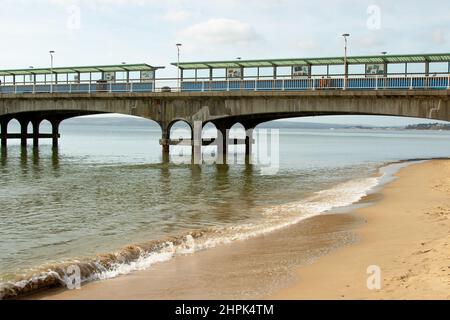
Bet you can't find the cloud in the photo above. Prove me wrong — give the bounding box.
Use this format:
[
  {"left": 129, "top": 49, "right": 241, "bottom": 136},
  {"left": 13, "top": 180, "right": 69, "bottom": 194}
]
[
  {"left": 357, "top": 33, "right": 385, "bottom": 49},
  {"left": 296, "top": 40, "right": 318, "bottom": 51},
  {"left": 162, "top": 10, "right": 191, "bottom": 23},
  {"left": 179, "top": 18, "right": 262, "bottom": 46},
  {"left": 432, "top": 29, "right": 446, "bottom": 45},
  {"left": 46, "top": 0, "right": 155, "bottom": 5}
]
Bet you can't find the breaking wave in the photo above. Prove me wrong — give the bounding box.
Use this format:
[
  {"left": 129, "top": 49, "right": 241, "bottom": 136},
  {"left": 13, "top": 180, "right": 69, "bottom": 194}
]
[{"left": 0, "top": 173, "right": 382, "bottom": 299}]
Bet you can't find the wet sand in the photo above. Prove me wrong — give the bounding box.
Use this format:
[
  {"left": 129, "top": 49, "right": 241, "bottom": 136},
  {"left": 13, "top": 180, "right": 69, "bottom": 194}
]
[
  {"left": 33, "top": 212, "right": 361, "bottom": 299},
  {"left": 33, "top": 160, "right": 450, "bottom": 300},
  {"left": 272, "top": 159, "right": 450, "bottom": 299}
]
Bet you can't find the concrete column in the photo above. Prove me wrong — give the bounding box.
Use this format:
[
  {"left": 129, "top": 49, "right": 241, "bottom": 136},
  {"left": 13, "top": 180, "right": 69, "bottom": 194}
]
[
  {"left": 191, "top": 121, "right": 202, "bottom": 164},
  {"left": 216, "top": 125, "right": 228, "bottom": 164},
  {"left": 32, "top": 119, "right": 41, "bottom": 147},
  {"left": 245, "top": 127, "right": 254, "bottom": 161},
  {"left": 51, "top": 119, "right": 60, "bottom": 148},
  {"left": 1, "top": 119, "right": 8, "bottom": 147},
  {"left": 19, "top": 119, "right": 29, "bottom": 147},
  {"left": 160, "top": 123, "right": 170, "bottom": 162}
]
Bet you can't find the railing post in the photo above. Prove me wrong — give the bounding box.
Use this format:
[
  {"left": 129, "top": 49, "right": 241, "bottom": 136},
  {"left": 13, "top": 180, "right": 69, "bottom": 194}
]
[
  {"left": 447, "top": 75, "right": 450, "bottom": 90},
  {"left": 254, "top": 79, "right": 257, "bottom": 91},
  {"left": 312, "top": 78, "right": 315, "bottom": 90},
  {"left": 33, "top": 83, "right": 35, "bottom": 94},
  {"left": 201, "top": 81, "right": 204, "bottom": 92},
  {"left": 409, "top": 77, "right": 413, "bottom": 90},
  {"left": 69, "top": 83, "right": 72, "bottom": 93},
  {"left": 282, "top": 79, "right": 285, "bottom": 91},
  {"left": 227, "top": 79, "right": 229, "bottom": 91},
  {"left": 375, "top": 76, "right": 378, "bottom": 90},
  {"left": 130, "top": 82, "right": 133, "bottom": 93}
]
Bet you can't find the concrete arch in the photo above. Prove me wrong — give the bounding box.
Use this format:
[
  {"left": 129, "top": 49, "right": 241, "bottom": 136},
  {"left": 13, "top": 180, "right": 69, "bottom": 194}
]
[
  {"left": 229, "top": 122, "right": 246, "bottom": 140},
  {"left": 39, "top": 120, "right": 52, "bottom": 132},
  {"left": 168, "top": 119, "right": 192, "bottom": 134},
  {"left": 202, "top": 121, "right": 217, "bottom": 140},
  {"left": 168, "top": 119, "right": 193, "bottom": 141},
  {"left": 1, "top": 90, "right": 449, "bottom": 155},
  {"left": 6, "top": 118, "right": 20, "bottom": 132}
]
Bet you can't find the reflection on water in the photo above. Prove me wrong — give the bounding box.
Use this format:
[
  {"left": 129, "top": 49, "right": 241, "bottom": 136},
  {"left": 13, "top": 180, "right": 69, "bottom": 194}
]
[
  {"left": 1, "top": 118, "right": 450, "bottom": 284},
  {"left": 1, "top": 147, "right": 6, "bottom": 167}
]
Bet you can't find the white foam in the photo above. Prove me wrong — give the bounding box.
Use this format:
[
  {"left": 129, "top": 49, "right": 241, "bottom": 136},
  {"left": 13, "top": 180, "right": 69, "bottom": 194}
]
[
  {"left": 88, "top": 175, "right": 381, "bottom": 282},
  {"left": 1, "top": 173, "right": 383, "bottom": 296}
]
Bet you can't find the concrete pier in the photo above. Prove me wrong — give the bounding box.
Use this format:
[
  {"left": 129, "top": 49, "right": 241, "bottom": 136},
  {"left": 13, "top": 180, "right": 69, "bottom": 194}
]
[{"left": 0, "top": 90, "right": 449, "bottom": 158}]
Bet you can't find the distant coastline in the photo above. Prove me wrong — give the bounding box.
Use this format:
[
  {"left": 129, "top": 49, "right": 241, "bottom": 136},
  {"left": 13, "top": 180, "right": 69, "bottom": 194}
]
[{"left": 62, "top": 116, "right": 450, "bottom": 131}]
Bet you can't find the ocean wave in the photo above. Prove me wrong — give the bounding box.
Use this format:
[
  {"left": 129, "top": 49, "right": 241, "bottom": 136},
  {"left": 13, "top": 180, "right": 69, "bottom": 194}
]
[{"left": 0, "top": 174, "right": 381, "bottom": 300}]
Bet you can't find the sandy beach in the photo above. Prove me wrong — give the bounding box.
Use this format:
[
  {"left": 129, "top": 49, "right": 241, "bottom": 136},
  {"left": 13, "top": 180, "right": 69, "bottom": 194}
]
[
  {"left": 33, "top": 160, "right": 450, "bottom": 300},
  {"left": 272, "top": 159, "right": 450, "bottom": 299}
]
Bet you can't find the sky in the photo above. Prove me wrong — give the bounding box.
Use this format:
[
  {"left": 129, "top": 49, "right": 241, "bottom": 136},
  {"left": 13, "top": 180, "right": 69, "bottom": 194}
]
[{"left": 0, "top": 0, "right": 449, "bottom": 125}]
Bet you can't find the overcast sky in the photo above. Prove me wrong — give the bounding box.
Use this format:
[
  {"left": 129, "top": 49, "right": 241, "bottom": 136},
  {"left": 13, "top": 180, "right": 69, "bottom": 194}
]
[{"left": 1, "top": 0, "right": 449, "bottom": 125}]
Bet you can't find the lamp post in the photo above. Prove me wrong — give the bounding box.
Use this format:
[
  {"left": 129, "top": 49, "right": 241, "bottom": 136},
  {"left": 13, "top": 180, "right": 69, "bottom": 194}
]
[
  {"left": 380, "top": 52, "right": 388, "bottom": 79},
  {"left": 236, "top": 57, "right": 242, "bottom": 79},
  {"left": 176, "top": 43, "right": 182, "bottom": 90},
  {"left": 121, "top": 62, "right": 128, "bottom": 83},
  {"left": 342, "top": 33, "right": 349, "bottom": 89},
  {"left": 29, "top": 66, "right": 34, "bottom": 82},
  {"left": 49, "top": 50, "right": 55, "bottom": 92}
]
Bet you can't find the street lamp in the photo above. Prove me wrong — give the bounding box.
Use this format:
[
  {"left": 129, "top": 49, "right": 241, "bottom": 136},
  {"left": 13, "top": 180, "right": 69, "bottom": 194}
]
[
  {"left": 121, "top": 62, "right": 127, "bottom": 82},
  {"left": 49, "top": 50, "right": 55, "bottom": 92},
  {"left": 342, "top": 33, "right": 350, "bottom": 89},
  {"left": 29, "top": 66, "right": 34, "bottom": 82},
  {"left": 176, "top": 43, "right": 182, "bottom": 90},
  {"left": 380, "top": 52, "right": 388, "bottom": 78}
]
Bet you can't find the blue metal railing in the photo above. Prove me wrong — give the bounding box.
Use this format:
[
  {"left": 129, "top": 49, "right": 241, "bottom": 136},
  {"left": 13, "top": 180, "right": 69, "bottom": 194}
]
[
  {"left": 1, "top": 76, "right": 449, "bottom": 94},
  {"left": 0, "top": 82, "right": 154, "bottom": 94},
  {"left": 180, "top": 76, "right": 450, "bottom": 92}
]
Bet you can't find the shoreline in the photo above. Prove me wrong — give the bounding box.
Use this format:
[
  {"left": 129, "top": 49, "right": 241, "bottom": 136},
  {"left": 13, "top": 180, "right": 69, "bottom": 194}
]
[
  {"left": 10, "top": 159, "right": 450, "bottom": 300},
  {"left": 271, "top": 159, "right": 450, "bottom": 299},
  {"left": 3, "top": 161, "right": 386, "bottom": 300}
]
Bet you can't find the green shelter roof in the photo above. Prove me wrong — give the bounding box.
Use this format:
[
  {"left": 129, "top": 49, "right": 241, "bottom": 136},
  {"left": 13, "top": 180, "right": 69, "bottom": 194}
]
[
  {"left": 171, "top": 53, "right": 450, "bottom": 70},
  {"left": 0, "top": 63, "right": 164, "bottom": 76}
]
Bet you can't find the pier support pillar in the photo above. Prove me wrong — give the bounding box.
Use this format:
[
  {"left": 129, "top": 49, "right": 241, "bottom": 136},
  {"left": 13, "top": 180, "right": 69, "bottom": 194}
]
[
  {"left": 160, "top": 123, "right": 170, "bottom": 162},
  {"left": 216, "top": 124, "right": 229, "bottom": 165},
  {"left": 245, "top": 127, "right": 254, "bottom": 163},
  {"left": 50, "top": 119, "right": 61, "bottom": 149},
  {"left": 0, "top": 119, "right": 8, "bottom": 147},
  {"left": 19, "top": 119, "right": 29, "bottom": 147},
  {"left": 32, "top": 119, "right": 41, "bottom": 147},
  {"left": 191, "top": 121, "right": 202, "bottom": 164}
]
